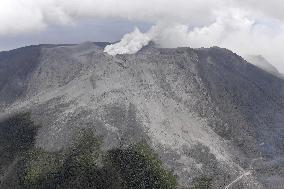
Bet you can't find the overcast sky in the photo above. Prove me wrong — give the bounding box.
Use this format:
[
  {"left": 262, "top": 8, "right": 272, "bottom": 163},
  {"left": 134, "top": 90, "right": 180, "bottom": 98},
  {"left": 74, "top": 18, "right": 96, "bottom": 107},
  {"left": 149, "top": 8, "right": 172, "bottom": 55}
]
[{"left": 0, "top": 0, "right": 284, "bottom": 72}]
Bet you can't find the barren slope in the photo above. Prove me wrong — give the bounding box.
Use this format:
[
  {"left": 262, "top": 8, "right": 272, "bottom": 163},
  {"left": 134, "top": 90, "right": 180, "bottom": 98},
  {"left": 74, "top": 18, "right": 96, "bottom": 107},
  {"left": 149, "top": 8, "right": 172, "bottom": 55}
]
[{"left": 0, "top": 43, "right": 283, "bottom": 188}]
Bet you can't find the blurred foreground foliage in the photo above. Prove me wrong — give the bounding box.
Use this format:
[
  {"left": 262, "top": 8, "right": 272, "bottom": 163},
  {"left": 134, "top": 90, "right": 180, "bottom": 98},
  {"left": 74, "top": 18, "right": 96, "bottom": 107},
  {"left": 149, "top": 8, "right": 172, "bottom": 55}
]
[{"left": 0, "top": 114, "right": 177, "bottom": 189}]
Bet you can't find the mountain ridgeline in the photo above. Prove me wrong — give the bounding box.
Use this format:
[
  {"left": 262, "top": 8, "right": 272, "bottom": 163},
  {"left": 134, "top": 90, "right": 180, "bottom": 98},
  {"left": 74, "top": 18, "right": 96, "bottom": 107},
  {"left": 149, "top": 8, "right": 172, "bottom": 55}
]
[{"left": 0, "top": 42, "right": 283, "bottom": 189}]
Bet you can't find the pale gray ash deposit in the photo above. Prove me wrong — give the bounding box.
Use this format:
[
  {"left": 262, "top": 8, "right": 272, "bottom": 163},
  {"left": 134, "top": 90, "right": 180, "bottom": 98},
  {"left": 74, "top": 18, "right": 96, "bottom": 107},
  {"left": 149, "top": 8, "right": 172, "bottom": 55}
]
[{"left": 0, "top": 42, "right": 283, "bottom": 189}]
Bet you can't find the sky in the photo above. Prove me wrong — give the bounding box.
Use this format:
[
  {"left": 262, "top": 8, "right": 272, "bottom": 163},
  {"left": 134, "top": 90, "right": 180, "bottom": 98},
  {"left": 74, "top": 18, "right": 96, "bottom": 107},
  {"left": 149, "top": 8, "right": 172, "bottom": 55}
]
[{"left": 0, "top": 0, "right": 284, "bottom": 72}]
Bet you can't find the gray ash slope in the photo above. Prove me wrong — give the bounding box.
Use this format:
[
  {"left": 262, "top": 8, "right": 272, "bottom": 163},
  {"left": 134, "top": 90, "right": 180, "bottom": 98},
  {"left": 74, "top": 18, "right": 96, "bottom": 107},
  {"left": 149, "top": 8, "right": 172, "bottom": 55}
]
[{"left": 0, "top": 42, "right": 284, "bottom": 188}]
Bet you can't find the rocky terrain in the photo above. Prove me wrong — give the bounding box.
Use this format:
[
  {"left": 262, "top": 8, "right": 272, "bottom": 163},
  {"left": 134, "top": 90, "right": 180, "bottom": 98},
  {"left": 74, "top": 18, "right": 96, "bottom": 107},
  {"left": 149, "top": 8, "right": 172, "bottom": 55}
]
[
  {"left": 245, "top": 55, "right": 283, "bottom": 78},
  {"left": 0, "top": 42, "right": 283, "bottom": 188}
]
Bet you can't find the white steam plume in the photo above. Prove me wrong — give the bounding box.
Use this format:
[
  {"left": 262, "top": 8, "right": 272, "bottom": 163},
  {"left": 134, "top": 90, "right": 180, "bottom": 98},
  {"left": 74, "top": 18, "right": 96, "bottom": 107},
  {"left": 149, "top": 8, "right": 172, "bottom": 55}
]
[
  {"left": 105, "top": 9, "right": 284, "bottom": 73},
  {"left": 1, "top": 0, "right": 284, "bottom": 72},
  {"left": 104, "top": 28, "right": 156, "bottom": 55}
]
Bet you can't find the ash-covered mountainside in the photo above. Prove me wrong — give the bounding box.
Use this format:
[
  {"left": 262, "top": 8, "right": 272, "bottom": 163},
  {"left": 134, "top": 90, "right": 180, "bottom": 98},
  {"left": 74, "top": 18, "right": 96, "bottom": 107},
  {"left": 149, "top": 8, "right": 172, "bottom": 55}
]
[{"left": 0, "top": 42, "right": 283, "bottom": 189}]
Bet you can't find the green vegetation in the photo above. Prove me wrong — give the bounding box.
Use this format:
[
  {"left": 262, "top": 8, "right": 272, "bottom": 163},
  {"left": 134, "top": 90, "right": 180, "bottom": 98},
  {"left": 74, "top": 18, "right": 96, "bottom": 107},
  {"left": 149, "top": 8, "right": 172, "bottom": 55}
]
[
  {"left": 0, "top": 113, "right": 177, "bottom": 188},
  {"left": 16, "top": 128, "right": 177, "bottom": 189},
  {"left": 0, "top": 113, "right": 38, "bottom": 172},
  {"left": 19, "top": 149, "right": 63, "bottom": 188},
  {"left": 18, "top": 129, "right": 110, "bottom": 189},
  {"left": 192, "top": 176, "right": 212, "bottom": 189},
  {"left": 48, "top": 129, "right": 118, "bottom": 189},
  {"left": 107, "top": 142, "right": 177, "bottom": 189}
]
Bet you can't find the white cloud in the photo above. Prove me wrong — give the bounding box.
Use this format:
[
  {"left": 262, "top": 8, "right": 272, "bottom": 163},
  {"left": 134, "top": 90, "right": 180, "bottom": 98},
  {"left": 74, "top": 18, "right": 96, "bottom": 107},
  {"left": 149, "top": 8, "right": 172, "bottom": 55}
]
[
  {"left": 1, "top": 0, "right": 283, "bottom": 35},
  {"left": 0, "top": 0, "right": 223, "bottom": 35},
  {"left": 235, "top": 0, "right": 284, "bottom": 21},
  {"left": 151, "top": 9, "right": 284, "bottom": 72}
]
